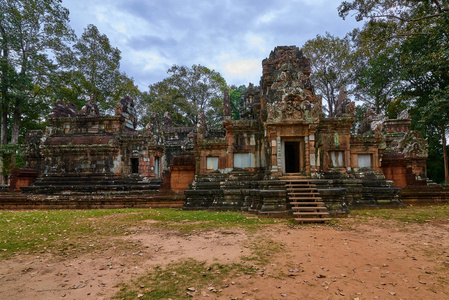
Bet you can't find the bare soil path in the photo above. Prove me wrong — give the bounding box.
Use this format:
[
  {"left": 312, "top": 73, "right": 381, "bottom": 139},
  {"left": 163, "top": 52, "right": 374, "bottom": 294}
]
[{"left": 0, "top": 216, "right": 448, "bottom": 299}]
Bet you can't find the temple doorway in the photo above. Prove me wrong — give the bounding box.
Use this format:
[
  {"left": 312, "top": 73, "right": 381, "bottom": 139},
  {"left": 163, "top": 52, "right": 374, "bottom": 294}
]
[
  {"left": 285, "top": 142, "right": 300, "bottom": 173},
  {"left": 131, "top": 158, "right": 139, "bottom": 173},
  {"left": 283, "top": 139, "right": 305, "bottom": 174}
]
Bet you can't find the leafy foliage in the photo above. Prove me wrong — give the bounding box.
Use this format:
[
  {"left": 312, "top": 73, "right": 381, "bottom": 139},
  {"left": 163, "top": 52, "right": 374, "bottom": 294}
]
[
  {"left": 229, "top": 84, "right": 247, "bottom": 120},
  {"left": 59, "top": 24, "right": 140, "bottom": 113},
  {"left": 0, "top": 0, "right": 75, "bottom": 146},
  {"left": 145, "top": 65, "right": 227, "bottom": 127},
  {"left": 339, "top": 0, "right": 449, "bottom": 183},
  {"left": 302, "top": 32, "right": 356, "bottom": 116}
]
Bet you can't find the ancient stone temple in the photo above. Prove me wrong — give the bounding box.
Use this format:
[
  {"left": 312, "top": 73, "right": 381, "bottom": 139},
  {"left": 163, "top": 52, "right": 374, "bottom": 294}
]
[
  {"left": 12, "top": 46, "right": 447, "bottom": 216},
  {"left": 183, "top": 46, "right": 440, "bottom": 220}
]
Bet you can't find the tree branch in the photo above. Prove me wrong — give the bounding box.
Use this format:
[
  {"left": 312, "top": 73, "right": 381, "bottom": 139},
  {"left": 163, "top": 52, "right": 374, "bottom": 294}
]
[
  {"left": 432, "top": 0, "right": 443, "bottom": 13},
  {"left": 371, "top": 10, "right": 449, "bottom": 23}
]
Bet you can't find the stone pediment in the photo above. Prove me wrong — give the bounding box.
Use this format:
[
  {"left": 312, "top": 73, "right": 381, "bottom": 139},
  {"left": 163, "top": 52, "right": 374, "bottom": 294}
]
[
  {"left": 267, "top": 94, "right": 321, "bottom": 124},
  {"left": 399, "top": 131, "right": 428, "bottom": 158}
]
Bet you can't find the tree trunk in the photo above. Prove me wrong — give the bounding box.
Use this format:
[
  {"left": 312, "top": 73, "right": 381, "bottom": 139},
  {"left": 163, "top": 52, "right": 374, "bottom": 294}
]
[
  {"left": 10, "top": 100, "right": 20, "bottom": 144},
  {"left": 0, "top": 25, "right": 9, "bottom": 147},
  {"left": 442, "top": 125, "right": 448, "bottom": 184},
  {"left": 0, "top": 99, "right": 7, "bottom": 146}
]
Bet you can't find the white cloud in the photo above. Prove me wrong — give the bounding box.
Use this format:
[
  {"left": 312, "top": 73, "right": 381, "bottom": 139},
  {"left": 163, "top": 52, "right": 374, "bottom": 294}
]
[
  {"left": 246, "top": 34, "right": 268, "bottom": 54},
  {"left": 224, "top": 59, "right": 259, "bottom": 76},
  {"left": 62, "top": 0, "right": 361, "bottom": 90},
  {"left": 223, "top": 59, "right": 261, "bottom": 84},
  {"left": 258, "top": 11, "right": 278, "bottom": 24}
]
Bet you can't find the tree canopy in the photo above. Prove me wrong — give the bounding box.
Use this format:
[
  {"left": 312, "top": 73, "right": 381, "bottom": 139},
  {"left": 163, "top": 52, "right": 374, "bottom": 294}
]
[
  {"left": 338, "top": 0, "right": 449, "bottom": 183},
  {"left": 145, "top": 64, "right": 227, "bottom": 127},
  {"left": 0, "top": 0, "right": 74, "bottom": 145},
  {"left": 301, "top": 32, "right": 356, "bottom": 117}
]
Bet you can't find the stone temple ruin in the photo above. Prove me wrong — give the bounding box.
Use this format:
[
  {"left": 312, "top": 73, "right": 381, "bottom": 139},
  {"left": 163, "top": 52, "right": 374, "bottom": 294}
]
[{"left": 5, "top": 46, "right": 448, "bottom": 220}]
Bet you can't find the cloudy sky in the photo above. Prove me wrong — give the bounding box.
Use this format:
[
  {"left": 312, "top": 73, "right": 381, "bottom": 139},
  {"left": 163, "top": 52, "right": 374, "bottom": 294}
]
[{"left": 61, "top": 0, "right": 360, "bottom": 91}]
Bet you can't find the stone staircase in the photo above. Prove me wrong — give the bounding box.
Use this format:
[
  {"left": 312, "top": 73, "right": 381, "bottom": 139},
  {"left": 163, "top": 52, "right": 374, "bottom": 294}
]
[
  {"left": 282, "top": 176, "right": 331, "bottom": 223},
  {"left": 21, "top": 175, "right": 161, "bottom": 194}
]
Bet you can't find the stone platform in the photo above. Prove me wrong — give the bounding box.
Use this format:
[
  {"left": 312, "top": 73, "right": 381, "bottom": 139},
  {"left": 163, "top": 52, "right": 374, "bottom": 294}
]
[
  {"left": 0, "top": 192, "right": 184, "bottom": 209},
  {"left": 21, "top": 175, "right": 161, "bottom": 194}
]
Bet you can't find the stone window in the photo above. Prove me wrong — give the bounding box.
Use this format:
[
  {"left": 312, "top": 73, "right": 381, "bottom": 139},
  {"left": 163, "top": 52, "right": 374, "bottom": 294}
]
[
  {"left": 329, "top": 151, "right": 344, "bottom": 167},
  {"left": 154, "top": 157, "right": 160, "bottom": 177},
  {"left": 233, "top": 153, "right": 255, "bottom": 168},
  {"left": 206, "top": 157, "right": 219, "bottom": 170},
  {"left": 358, "top": 154, "right": 372, "bottom": 168}
]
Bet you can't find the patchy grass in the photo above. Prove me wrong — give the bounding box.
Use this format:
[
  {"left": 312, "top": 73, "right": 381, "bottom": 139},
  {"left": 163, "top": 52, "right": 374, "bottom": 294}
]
[
  {"left": 349, "top": 204, "right": 449, "bottom": 224},
  {"left": 241, "top": 236, "right": 283, "bottom": 265},
  {"left": 120, "top": 209, "right": 285, "bottom": 233},
  {"left": 0, "top": 209, "right": 285, "bottom": 258},
  {"left": 0, "top": 209, "right": 123, "bottom": 258},
  {"left": 114, "top": 219, "right": 283, "bottom": 299},
  {"left": 114, "top": 259, "right": 257, "bottom": 300}
]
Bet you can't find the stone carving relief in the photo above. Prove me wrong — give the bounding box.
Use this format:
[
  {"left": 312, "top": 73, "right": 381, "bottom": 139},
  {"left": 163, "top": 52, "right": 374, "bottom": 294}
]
[
  {"left": 270, "top": 68, "right": 304, "bottom": 97},
  {"left": 145, "top": 112, "right": 163, "bottom": 146},
  {"left": 162, "top": 112, "right": 173, "bottom": 128},
  {"left": 334, "top": 86, "right": 355, "bottom": 117},
  {"left": 78, "top": 101, "right": 100, "bottom": 117},
  {"left": 399, "top": 131, "right": 428, "bottom": 158},
  {"left": 397, "top": 110, "right": 410, "bottom": 120},
  {"left": 115, "top": 96, "right": 137, "bottom": 129},
  {"left": 49, "top": 101, "right": 78, "bottom": 118},
  {"left": 358, "top": 108, "right": 386, "bottom": 136},
  {"left": 196, "top": 110, "right": 208, "bottom": 140},
  {"left": 282, "top": 95, "right": 303, "bottom": 120}
]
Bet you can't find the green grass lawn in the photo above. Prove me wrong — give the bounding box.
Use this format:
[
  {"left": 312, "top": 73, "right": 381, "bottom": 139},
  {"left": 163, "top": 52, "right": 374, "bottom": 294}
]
[
  {"left": 349, "top": 204, "right": 449, "bottom": 223},
  {"left": 0, "top": 208, "right": 284, "bottom": 258}
]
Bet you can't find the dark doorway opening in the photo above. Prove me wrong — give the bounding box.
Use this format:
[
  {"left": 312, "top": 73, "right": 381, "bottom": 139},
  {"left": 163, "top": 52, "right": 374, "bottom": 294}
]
[
  {"left": 285, "top": 142, "right": 300, "bottom": 173},
  {"left": 131, "top": 158, "right": 139, "bottom": 173}
]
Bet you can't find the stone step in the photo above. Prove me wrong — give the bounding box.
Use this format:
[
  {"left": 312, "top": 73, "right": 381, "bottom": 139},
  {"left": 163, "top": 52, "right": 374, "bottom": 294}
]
[
  {"left": 291, "top": 206, "right": 327, "bottom": 211},
  {"left": 280, "top": 174, "right": 308, "bottom": 179},
  {"left": 284, "top": 180, "right": 331, "bottom": 224},
  {"left": 293, "top": 211, "right": 330, "bottom": 216},
  {"left": 22, "top": 184, "right": 160, "bottom": 194},
  {"left": 287, "top": 192, "right": 320, "bottom": 196},
  {"left": 288, "top": 197, "right": 321, "bottom": 201},
  {"left": 287, "top": 190, "right": 318, "bottom": 193},
  {"left": 290, "top": 201, "right": 326, "bottom": 205},
  {"left": 294, "top": 218, "right": 332, "bottom": 223}
]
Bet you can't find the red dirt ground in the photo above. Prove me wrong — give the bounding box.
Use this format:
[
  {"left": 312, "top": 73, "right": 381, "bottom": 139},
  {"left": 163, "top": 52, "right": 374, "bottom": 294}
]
[{"left": 0, "top": 217, "right": 448, "bottom": 299}]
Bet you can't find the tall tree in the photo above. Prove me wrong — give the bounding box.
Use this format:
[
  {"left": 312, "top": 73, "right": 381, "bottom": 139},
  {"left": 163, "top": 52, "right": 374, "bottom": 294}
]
[
  {"left": 353, "top": 47, "right": 402, "bottom": 116},
  {"left": 301, "top": 32, "right": 356, "bottom": 117},
  {"left": 146, "top": 65, "right": 227, "bottom": 127},
  {"left": 71, "top": 24, "right": 122, "bottom": 112},
  {"left": 0, "top": 0, "right": 74, "bottom": 146},
  {"left": 339, "top": 0, "right": 449, "bottom": 184}
]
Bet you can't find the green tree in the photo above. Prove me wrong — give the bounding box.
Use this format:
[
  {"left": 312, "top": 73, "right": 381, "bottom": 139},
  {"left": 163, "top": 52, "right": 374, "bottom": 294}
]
[
  {"left": 353, "top": 47, "right": 402, "bottom": 116},
  {"left": 146, "top": 65, "right": 227, "bottom": 127},
  {"left": 229, "top": 84, "right": 246, "bottom": 120},
  {"left": 339, "top": 0, "right": 449, "bottom": 184},
  {"left": 301, "top": 32, "right": 356, "bottom": 117},
  {"left": 70, "top": 24, "right": 123, "bottom": 112},
  {"left": 0, "top": 0, "right": 74, "bottom": 146}
]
